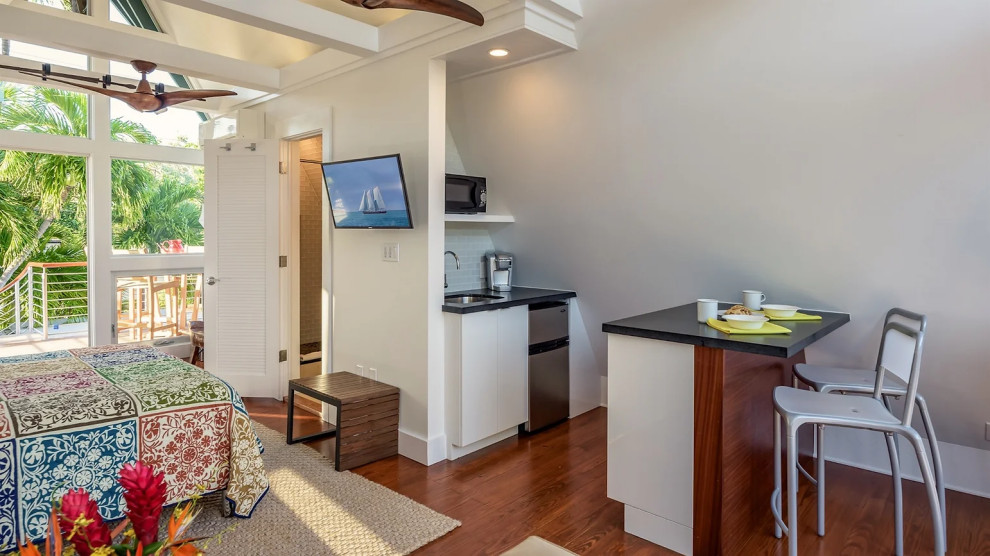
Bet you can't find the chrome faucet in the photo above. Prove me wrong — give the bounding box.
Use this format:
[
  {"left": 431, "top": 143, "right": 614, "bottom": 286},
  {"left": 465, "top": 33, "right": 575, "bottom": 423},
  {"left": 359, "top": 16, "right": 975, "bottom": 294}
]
[{"left": 444, "top": 250, "right": 460, "bottom": 289}]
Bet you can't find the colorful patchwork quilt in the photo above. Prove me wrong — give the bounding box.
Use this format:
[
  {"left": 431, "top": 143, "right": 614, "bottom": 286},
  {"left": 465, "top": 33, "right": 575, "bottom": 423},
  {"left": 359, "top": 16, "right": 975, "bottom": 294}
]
[{"left": 0, "top": 345, "right": 269, "bottom": 550}]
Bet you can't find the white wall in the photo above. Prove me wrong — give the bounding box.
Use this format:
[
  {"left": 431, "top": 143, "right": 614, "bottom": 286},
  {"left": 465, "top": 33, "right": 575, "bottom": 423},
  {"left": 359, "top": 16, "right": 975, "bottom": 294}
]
[
  {"left": 447, "top": 0, "right": 990, "bottom": 463},
  {"left": 260, "top": 51, "right": 439, "bottom": 457}
]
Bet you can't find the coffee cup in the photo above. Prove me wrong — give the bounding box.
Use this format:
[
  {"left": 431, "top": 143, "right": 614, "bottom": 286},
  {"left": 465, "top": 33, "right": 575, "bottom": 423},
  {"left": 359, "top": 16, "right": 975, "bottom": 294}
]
[
  {"left": 742, "top": 290, "right": 766, "bottom": 310},
  {"left": 697, "top": 299, "right": 718, "bottom": 323}
]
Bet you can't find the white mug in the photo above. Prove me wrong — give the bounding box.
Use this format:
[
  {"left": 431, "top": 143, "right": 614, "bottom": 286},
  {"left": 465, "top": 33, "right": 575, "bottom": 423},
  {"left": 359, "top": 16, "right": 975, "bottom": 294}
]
[
  {"left": 697, "top": 299, "right": 719, "bottom": 323},
  {"left": 742, "top": 290, "right": 766, "bottom": 310}
]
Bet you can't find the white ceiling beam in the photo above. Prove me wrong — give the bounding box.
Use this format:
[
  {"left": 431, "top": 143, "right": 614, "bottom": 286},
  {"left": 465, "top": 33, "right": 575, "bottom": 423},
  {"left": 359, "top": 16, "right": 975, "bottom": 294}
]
[
  {"left": 156, "top": 0, "right": 379, "bottom": 56},
  {"left": 0, "top": 1, "right": 280, "bottom": 92},
  {"left": 531, "top": 0, "right": 582, "bottom": 20},
  {"left": 0, "top": 54, "right": 233, "bottom": 112}
]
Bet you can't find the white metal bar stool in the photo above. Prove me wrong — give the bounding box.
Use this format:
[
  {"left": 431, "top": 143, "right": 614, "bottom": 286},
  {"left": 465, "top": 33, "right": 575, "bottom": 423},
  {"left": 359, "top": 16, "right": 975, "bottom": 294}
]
[
  {"left": 771, "top": 321, "right": 944, "bottom": 556},
  {"left": 791, "top": 308, "right": 945, "bottom": 556}
]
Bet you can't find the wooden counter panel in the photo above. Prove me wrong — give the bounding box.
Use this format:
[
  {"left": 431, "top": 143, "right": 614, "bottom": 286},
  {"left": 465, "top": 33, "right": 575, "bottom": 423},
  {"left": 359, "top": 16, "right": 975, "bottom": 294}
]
[{"left": 693, "top": 346, "right": 809, "bottom": 555}]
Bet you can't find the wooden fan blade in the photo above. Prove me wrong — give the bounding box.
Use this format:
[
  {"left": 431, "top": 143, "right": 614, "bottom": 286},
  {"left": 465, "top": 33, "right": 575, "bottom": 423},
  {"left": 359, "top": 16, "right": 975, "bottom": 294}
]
[
  {"left": 157, "top": 88, "right": 236, "bottom": 109},
  {"left": 33, "top": 75, "right": 163, "bottom": 111},
  {"left": 360, "top": 0, "right": 483, "bottom": 25}
]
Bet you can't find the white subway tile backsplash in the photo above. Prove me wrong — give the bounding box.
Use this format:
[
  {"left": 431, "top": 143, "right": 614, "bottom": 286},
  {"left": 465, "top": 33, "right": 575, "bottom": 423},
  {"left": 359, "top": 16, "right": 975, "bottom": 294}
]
[{"left": 444, "top": 225, "right": 495, "bottom": 292}]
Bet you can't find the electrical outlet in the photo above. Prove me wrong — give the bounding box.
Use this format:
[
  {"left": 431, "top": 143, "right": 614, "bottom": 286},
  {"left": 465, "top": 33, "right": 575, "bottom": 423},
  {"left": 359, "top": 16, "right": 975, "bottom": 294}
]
[
  {"left": 368, "top": 367, "right": 378, "bottom": 381},
  {"left": 382, "top": 242, "right": 399, "bottom": 262},
  {"left": 355, "top": 364, "right": 365, "bottom": 377}
]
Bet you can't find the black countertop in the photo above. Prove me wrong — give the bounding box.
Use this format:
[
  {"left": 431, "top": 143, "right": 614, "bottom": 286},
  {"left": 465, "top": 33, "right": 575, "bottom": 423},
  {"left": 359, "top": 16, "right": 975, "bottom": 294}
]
[
  {"left": 602, "top": 302, "right": 850, "bottom": 358},
  {"left": 442, "top": 287, "right": 576, "bottom": 314}
]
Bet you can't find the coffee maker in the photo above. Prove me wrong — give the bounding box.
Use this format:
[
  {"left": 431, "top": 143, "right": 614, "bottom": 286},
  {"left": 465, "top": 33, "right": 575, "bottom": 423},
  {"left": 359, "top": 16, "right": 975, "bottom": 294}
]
[{"left": 485, "top": 252, "right": 514, "bottom": 291}]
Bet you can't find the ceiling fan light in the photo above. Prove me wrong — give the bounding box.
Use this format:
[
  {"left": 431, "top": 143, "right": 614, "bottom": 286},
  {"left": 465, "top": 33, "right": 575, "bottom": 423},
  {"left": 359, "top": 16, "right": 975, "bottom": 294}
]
[{"left": 488, "top": 48, "right": 510, "bottom": 58}]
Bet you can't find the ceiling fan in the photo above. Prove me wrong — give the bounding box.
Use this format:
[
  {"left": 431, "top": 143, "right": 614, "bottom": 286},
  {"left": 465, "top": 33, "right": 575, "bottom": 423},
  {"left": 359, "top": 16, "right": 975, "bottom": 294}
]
[
  {"left": 0, "top": 60, "right": 236, "bottom": 113},
  {"left": 340, "top": 0, "right": 484, "bottom": 26}
]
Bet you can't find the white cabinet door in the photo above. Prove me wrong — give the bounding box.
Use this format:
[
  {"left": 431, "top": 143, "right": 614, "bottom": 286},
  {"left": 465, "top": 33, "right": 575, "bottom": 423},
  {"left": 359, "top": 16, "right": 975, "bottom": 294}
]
[
  {"left": 459, "top": 310, "right": 500, "bottom": 446},
  {"left": 497, "top": 305, "right": 528, "bottom": 430},
  {"left": 203, "top": 139, "right": 280, "bottom": 398}
]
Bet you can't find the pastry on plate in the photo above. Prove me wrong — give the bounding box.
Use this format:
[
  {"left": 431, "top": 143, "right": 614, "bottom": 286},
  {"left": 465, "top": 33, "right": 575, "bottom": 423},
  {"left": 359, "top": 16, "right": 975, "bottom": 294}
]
[{"left": 724, "top": 304, "right": 753, "bottom": 316}]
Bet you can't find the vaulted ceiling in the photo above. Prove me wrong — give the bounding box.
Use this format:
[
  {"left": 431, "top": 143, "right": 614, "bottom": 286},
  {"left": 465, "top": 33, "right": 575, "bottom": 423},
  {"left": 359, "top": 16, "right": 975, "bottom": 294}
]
[{"left": 0, "top": 0, "right": 582, "bottom": 113}]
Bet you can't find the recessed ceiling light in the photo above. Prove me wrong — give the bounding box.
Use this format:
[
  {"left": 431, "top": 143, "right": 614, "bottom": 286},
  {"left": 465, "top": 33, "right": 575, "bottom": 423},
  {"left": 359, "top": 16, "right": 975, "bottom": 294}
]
[{"left": 488, "top": 48, "right": 510, "bottom": 58}]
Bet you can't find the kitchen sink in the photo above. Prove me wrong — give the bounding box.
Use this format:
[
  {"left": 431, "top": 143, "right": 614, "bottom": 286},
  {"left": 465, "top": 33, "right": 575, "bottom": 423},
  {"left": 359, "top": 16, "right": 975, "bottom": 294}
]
[{"left": 444, "top": 294, "right": 504, "bottom": 304}]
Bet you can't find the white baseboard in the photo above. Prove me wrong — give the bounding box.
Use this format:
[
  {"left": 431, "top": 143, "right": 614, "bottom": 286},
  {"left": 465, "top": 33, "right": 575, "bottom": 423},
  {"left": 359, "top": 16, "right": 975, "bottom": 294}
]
[
  {"left": 398, "top": 429, "right": 448, "bottom": 466},
  {"left": 446, "top": 427, "right": 518, "bottom": 461},
  {"left": 824, "top": 427, "right": 990, "bottom": 499},
  {"left": 624, "top": 505, "right": 692, "bottom": 556},
  {"left": 570, "top": 398, "right": 599, "bottom": 418},
  {"left": 427, "top": 433, "right": 447, "bottom": 465}
]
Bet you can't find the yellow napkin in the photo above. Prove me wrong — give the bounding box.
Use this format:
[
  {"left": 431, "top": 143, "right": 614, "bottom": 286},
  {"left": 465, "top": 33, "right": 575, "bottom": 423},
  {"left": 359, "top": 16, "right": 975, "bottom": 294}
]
[
  {"left": 707, "top": 318, "right": 792, "bottom": 335},
  {"left": 765, "top": 312, "right": 822, "bottom": 322}
]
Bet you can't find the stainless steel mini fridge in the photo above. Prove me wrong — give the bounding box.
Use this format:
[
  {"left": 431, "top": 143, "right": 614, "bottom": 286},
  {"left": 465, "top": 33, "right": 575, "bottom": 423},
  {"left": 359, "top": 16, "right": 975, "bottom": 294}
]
[{"left": 526, "top": 301, "right": 570, "bottom": 432}]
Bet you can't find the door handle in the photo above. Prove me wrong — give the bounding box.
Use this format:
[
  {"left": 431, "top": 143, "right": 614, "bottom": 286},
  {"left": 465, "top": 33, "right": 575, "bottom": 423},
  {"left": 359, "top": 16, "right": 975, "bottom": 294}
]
[{"left": 206, "top": 277, "right": 218, "bottom": 286}]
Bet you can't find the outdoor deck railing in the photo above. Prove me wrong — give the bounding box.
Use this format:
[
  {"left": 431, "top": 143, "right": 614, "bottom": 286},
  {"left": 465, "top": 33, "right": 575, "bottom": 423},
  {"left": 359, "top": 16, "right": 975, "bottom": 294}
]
[{"left": 0, "top": 262, "right": 88, "bottom": 340}]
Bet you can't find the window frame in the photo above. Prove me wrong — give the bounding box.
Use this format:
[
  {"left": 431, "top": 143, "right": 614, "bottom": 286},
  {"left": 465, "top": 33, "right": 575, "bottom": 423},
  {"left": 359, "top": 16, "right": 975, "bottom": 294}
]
[{"left": 0, "top": 0, "right": 227, "bottom": 348}]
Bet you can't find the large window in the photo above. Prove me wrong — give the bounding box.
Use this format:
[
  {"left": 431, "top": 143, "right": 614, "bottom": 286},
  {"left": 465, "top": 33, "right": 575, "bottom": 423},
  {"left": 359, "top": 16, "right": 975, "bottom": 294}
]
[
  {"left": 1, "top": 83, "right": 89, "bottom": 137},
  {"left": 110, "top": 99, "right": 202, "bottom": 148},
  {"left": 1, "top": 0, "right": 215, "bottom": 349},
  {"left": 0, "top": 150, "right": 88, "bottom": 339},
  {"left": 115, "top": 272, "right": 201, "bottom": 344},
  {"left": 111, "top": 160, "right": 204, "bottom": 255},
  {"left": 1, "top": 40, "right": 88, "bottom": 69},
  {"left": 26, "top": 0, "right": 88, "bottom": 15}
]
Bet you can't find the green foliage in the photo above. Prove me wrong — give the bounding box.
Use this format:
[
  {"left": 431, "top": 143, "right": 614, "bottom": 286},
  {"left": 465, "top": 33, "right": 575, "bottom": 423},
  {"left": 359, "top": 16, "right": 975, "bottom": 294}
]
[
  {"left": 113, "top": 171, "right": 204, "bottom": 253},
  {"left": 0, "top": 181, "right": 39, "bottom": 269},
  {"left": 0, "top": 82, "right": 204, "bottom": 292},
  {"left": 0, "top": 83, "right": 87, "bottom": 137}
]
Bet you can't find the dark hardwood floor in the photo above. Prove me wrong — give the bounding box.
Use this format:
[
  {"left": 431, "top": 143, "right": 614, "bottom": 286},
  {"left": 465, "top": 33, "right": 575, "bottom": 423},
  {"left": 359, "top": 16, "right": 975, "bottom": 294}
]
[{"left": 245, "top": 398, "right": 990, "bottom": 555}]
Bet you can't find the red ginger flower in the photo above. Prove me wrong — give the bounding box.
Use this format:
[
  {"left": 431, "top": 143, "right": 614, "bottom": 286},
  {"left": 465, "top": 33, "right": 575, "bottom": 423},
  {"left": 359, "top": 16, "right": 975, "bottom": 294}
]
[
  {"left": 119, "top": 461, "right": 167, "bottom": 547},
  {"left": 59, "top": 489, "right": 111, "bottom": 556}
]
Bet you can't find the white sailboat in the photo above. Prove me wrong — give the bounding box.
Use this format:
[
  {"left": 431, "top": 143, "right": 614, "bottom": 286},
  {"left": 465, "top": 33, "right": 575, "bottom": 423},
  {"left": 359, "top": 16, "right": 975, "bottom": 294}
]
[{"left": 360, "top": 186, "right": 388, "bottom": 214}]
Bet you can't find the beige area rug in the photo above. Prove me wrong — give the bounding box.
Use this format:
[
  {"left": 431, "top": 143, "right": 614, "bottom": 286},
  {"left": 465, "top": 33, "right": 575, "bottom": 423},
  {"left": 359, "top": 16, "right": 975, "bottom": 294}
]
[{"left": 184, "top": 422, "right": 460, "bottom": 555}]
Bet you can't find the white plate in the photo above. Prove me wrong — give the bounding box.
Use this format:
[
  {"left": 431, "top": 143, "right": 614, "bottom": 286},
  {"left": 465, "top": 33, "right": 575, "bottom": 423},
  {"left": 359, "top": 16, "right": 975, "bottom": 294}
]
[
  {"left": 718, "top": 309, "right": 764, "bottom": 317},
  {"left": 722, "top": 314, "right": 770, "bottom": 329},
  {"left": 762, "top": 304, "right": 800, "bottom": 318}
]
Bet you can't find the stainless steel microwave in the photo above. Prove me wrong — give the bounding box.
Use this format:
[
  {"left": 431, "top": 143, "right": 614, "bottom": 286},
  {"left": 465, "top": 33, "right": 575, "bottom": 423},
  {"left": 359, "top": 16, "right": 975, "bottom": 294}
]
[{"left": 445, "top": 173, "right": 487, "bottom": 214}]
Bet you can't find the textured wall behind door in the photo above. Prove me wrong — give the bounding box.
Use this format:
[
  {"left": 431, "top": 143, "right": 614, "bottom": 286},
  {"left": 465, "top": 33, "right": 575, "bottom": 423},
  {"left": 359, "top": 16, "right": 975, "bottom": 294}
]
[{"left": 299, "top": 137, "right": 323, "bottom": 347}]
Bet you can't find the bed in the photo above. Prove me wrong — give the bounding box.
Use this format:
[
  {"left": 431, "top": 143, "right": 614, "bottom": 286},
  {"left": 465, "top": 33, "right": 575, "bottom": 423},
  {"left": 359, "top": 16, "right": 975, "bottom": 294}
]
[{"left": 0, "top": 344, "right": 268, "bottom": 549}]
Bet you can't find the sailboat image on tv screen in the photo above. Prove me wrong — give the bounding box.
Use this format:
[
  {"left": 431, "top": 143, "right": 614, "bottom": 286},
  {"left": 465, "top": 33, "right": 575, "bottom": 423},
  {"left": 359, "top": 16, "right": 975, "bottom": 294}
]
[{"left": 359, "top": 186, "right": 388, "bottom": 214}]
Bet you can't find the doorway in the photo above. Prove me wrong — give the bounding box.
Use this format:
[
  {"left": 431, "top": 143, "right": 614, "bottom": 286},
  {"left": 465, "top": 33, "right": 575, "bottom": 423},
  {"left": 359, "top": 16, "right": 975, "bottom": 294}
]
[{"left": 290, "top": 135, "right": 326, "bottom": 416}]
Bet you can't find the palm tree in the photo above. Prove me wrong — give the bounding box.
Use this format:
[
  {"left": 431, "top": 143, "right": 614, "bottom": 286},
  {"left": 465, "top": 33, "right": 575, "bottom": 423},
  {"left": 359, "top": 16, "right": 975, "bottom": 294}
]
[
  {"left": 113, "top": 176, "right": 204, "bottom": 253},
  {"left": 0, "top": 181, "right": 40, "bottom": 270},
  {"left": 0, "top": 83, "right": 158, "bottom": 286}
]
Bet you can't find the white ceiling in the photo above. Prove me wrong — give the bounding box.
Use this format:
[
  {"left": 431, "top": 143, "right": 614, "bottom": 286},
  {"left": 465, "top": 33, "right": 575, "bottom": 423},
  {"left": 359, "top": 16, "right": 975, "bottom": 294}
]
[
  {"left": 444, "top": 28, "right": 570, "bottom": 81},
  {"left": 148, "top": 0, "right": 327, "bottom": 69},
  {"left": 0, "top": 0, "right": 582, "bottom": 112}
]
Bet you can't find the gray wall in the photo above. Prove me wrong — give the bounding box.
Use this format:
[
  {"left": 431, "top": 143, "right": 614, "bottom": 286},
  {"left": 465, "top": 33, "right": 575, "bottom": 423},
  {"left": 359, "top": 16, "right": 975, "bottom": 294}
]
[{"left": 447, "top": 0, "right": 990, "bottom": 449}]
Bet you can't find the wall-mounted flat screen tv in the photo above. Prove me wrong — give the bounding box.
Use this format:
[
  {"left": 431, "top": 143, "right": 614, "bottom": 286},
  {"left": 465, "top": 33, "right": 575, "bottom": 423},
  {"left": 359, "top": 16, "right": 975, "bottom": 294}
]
[{"left": 322, "top": 154, "right": 413, "bottom": 229}]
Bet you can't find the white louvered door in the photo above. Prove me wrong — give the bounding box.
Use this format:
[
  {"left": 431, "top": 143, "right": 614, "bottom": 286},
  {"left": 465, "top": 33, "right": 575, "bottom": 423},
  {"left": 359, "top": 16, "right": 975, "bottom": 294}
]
[{"left": 203, "top": 139, "right": 280, "bottom": 398}]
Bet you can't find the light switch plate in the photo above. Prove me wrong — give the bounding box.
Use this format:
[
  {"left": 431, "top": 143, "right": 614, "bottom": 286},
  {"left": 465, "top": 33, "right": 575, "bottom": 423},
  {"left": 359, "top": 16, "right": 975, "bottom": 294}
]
[
  {"left": 986, "top": 422, "right": 990, "bottom": 441},
  {"left": 383, "top": 242, "right": 399, "bottom": 262},
  {"left": 368, "top": 367, "right": 378, "bottom": 381},
  {"left": 355, "top": 364, "right": 365, "bottom": 377}
]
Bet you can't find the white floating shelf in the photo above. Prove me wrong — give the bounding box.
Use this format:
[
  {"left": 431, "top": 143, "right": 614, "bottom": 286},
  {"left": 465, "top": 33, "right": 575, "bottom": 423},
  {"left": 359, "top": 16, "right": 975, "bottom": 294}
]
[{"left": 444, "top": 214, "right": 515, "bottom": 223}]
